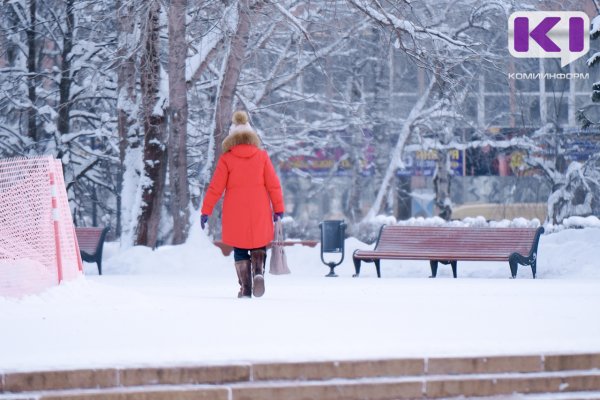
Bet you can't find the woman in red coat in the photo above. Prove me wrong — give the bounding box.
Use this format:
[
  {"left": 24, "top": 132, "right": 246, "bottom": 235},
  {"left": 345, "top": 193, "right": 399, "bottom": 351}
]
[{"left": 201, "top": 111, "right": 284, "bottom": 298}]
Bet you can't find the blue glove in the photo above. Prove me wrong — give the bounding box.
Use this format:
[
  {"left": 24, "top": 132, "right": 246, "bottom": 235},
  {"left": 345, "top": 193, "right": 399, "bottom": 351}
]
[
  {"left": 273, "top": 212, "right": 283, "bottom": 222},
  {"left": 201, "top": 214, "right": 208, "bottom": 230}
]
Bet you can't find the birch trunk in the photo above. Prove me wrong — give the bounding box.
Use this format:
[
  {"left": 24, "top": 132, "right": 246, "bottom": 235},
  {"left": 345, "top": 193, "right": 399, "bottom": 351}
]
[
  {"left": 116, "top": 0, "right": 139, "bottom": 239},
  {"left": 372, "top": 40, "right": 391, "bottom": 214},
  {"left": 363, "top": 77, "right": 436, "bottom": 220},
  {"left": 168, "top": 0, "right": 190, "bottom": 244},
  {"left": 135, "top": 1, "right": 167, "bottom": 247},
  {"left": 26, "top": 0, "right": 37, "bottom": 141},
  {"left": 57, "top": 0, "right": 74, "bottom": 137},
  {"left": 343, "top": 70, "right": 366, "bottom": 223},
  {"left": 433, "top": 150, "right": 452, "bottom": 220}
]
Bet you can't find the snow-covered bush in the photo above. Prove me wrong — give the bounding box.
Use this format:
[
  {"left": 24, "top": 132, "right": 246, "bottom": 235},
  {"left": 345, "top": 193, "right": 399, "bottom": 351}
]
[
  {"left": 352, "top": 215, "right": 397, "bottom": 244},
  {"left": 547, "top": 155, "right": 600, "bottom": 225}
]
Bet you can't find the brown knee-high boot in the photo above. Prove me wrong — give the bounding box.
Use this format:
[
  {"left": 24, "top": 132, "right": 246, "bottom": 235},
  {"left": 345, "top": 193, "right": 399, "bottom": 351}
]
[
  {"left": 234, "top": 260, "right": 252, "bottom": 298},
  {"left": 250, "top": 249, "right": 266, "bottom": 297}
]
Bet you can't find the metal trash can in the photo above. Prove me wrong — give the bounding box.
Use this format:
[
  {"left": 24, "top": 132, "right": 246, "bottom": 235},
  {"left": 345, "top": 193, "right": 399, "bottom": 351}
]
[{"left": 319, "top": 220, "right": 346, "bottom": 277}]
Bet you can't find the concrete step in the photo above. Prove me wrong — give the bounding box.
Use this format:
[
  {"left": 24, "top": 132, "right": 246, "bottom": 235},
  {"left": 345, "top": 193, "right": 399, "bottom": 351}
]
[
  {"left": 1, "top": 370, "right": 600, "bottom": 400},
  {"left": 0, "top": 364, "right": 249, "bottom": 394},
  {"left": 0, "top": 353, "right": 599, "bottom": 400},
  {"left": 230, "top": 370, "right": 600, "bottom": 400},
  {"left": 0, "top": 384, "right": 229, "bottom": 400},
  {"left": 440, "top": 392, "right": 600, "bottom": 400}
]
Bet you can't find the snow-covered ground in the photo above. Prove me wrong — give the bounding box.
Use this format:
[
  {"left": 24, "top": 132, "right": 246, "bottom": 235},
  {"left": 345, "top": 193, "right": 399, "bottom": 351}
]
[{"left": 1, "top": 219, "right": 600, "bottom": 372}]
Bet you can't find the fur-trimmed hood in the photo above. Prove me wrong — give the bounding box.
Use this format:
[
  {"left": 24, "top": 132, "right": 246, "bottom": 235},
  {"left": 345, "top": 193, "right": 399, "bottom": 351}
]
[{"left": 222, "top": 130, "right": 262, "bottom": 153}]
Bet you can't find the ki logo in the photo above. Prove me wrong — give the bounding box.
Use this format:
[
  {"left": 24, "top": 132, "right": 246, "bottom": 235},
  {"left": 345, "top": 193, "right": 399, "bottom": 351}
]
[{"left": 508, "top": 11, "right": 590, "bottom": 67}]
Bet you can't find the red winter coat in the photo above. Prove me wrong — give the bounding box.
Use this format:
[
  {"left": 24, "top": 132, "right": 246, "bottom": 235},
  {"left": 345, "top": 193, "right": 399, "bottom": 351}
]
[{"left": 201, "top": 130, "right": 285, "bottom": 249}]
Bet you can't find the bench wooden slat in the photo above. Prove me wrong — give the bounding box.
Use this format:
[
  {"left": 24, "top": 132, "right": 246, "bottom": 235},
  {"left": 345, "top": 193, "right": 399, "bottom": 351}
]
[
  {"left": 356, "top": 252, "right": 512, "bottom": 261},
  {"left": 353, "top": 225, "right": 544, "bottom": 279}
]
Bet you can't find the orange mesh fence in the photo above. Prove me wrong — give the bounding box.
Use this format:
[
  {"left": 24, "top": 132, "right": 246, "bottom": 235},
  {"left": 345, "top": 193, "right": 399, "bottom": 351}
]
[
  {"left": 0, "top": 157, "right": 82, "bottom": 297},
  {"left": 51, "top": 159, "right": 82, "bottom": 281}
]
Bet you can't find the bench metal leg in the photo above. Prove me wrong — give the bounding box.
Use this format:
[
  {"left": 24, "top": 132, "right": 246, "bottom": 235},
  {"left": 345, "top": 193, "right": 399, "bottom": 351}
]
[
  {"left": 97, "top": 258, "right": 102, "bottom": 275},
  {"left": 509, "top": 256, "right": 518, "bottom": 278},
  {"left": 429, "top": 260, "right": 438, "bottom": 278},
  {"left": 352, "top": 257, "right": 361, "bottom": 277},
  {"left": 353, "top": 258, "right": 381, "bottom": 278},
  {"left": 509, "top": 252, "right": 536, "bottom": 279},
  {"left": 430, "top": 260, "right": 457, "bottom": 278}
]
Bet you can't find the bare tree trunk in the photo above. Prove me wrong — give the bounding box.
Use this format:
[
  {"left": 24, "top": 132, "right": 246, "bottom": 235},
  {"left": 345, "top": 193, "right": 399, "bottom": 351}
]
[
  {"left": 372, "top": 37, "right": 391, "bottom": 211},
  {"left": 363, "top": 77, "right": 435, "bottom": 220},
  {"left": 57, "top": 0, "right": 74, "bottom": 137},
  {"left": 116, "top": 0, "right": 139, "bottom": 238},
  {"left": 433, "top": 150, "right": 452, "bottom": 220},
  {"left": 343, "top": 69, "right": 365, "bottom": 224},
  {"left": 212, "top": 0, "right": 252, "bottom": 160},
  {"left": 206, "top": 0, "right": 253, "bottom": 239},
  {"left": 26, "top": 0, "right": 37, "bottom": 141},
  {"left": 136, "top": 1, "right": 167, "bottom": 248},
  {"left": 168, "top": 0, "right": 190, "bottom": 244}
]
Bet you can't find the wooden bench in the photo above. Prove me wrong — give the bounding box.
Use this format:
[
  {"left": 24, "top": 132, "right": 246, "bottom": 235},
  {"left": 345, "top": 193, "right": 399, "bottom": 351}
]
[
  {"left": 352, "top": 225, "right": 544, "bottom": 279},
  {"left": 213, "top": 240, "right": 319, "bottom": 257},
  {"left": 75, "top": 227, "right": 110, "bottom": 275}
]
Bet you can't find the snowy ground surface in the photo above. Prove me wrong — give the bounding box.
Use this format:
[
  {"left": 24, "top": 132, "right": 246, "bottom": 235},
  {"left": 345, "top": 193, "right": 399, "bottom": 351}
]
[{"left": 1, "top": 220, "right": 600, "bottom": 372}]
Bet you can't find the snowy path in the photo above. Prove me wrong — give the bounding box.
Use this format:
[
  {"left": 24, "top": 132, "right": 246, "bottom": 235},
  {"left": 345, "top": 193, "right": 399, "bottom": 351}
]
[{"left": 1, "top": 227, "right": 599, "bottom": 372}]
